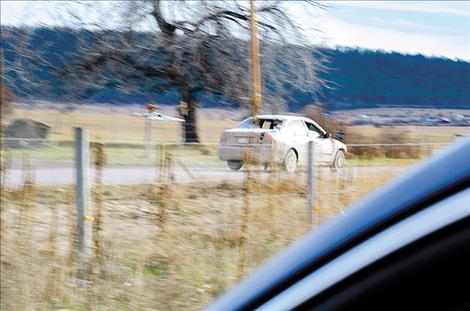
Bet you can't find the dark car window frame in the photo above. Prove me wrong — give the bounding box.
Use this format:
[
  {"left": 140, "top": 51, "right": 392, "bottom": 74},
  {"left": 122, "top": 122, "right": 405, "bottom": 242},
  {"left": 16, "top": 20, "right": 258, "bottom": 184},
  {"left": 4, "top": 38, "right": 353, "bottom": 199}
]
[
  {"left": 256, "top": 188, "right": 470, "bottom": 311},
  {"left": 304, "top": 121, "right": 323, "bottom": 136},
  {"left": 236, "top": 117, "right": 284, "bottom": 129},
  {"left": 300, "top": 217, "right": 470, "bottom": 311}
]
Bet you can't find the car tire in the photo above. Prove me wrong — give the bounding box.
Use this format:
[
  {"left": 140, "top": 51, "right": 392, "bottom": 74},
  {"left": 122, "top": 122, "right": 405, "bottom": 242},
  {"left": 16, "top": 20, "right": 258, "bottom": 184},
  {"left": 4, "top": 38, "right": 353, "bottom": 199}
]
[
  {"left": 332, "top": 150, "right": 345, "bottom": 170},
  {"left": 284, "top": 149, "right": 298, "bottom": 173},
  {"left": 228, "top": 160, "right": 243, "bottom": 171}
]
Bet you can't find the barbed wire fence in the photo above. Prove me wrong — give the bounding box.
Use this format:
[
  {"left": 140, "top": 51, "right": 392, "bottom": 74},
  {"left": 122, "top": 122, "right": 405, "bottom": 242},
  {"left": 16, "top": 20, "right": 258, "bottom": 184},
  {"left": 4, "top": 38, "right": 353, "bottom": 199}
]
[{"left": 0, "top": 134, "right": 456, "bottom": 309}]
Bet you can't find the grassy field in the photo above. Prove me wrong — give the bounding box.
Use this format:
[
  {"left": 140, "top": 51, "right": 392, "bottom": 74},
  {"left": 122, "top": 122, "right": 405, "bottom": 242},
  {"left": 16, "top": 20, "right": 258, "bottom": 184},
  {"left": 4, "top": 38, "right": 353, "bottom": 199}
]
[
  {"left": 7, "top": 108, "right": 470, "bottom": 144},
  {"left": 0, "top": 166, "right": 399, "bottom": 310},
  {"left": 3, "top": 107, "right": 463, "bottom": 309},
  {"left": 345, "top": 125, "right": 468, "bottom": 143},
  {"left": 9, "top": 108, "right": 237, "bottom": 143},
  {"left": 3, "top": 107, "right": 467, "bottom": 167},
  {"left": 4, "top": 143, "right": 224, "bottom": 166},
  {"left": 2, "top": 142, "right": 434, "bottom": 168}
]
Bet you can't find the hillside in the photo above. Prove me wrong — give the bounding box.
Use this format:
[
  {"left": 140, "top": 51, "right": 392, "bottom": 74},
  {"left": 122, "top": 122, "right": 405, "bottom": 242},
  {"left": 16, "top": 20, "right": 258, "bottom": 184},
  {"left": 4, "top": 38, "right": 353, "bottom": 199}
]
[
  {"left": 1, "top": 27, "right": 469, "bottom": 110},
  {"left": 315, "top": 48, "right": 470, "bottom": 110}
]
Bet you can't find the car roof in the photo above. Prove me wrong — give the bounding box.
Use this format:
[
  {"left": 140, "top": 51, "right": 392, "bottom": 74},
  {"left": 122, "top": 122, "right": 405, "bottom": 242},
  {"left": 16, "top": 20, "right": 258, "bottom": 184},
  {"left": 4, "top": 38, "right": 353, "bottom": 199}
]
[
  {"left": 255, "top": 114, "right": 311, "bottom": 122},
  {"left": 205, "top": 136, "right": 470, "bottom": 311}
]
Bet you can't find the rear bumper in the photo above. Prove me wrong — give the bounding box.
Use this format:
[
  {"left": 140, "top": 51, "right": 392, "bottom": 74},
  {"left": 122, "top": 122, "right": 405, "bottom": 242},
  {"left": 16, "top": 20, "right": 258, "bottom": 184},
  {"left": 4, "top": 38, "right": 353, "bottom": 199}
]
[{"left": 218, "top": 144, "right": 278, "bottom": 163}]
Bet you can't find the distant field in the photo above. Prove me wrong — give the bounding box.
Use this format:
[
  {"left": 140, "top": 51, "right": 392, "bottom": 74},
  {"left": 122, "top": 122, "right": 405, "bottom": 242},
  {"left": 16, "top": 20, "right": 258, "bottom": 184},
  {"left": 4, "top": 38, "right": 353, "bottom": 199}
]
[
  {"left": 345, "top": 125, "right": 469, "bottom": 143},
  {"left": 7, "top": 107, "right": 469, "bottom": 144},
  {"left": 8, "top": 108, "right": 237, "bottom": 143},
  {"left": 335, "top": 107, "right": 470, "bottom": 116}
]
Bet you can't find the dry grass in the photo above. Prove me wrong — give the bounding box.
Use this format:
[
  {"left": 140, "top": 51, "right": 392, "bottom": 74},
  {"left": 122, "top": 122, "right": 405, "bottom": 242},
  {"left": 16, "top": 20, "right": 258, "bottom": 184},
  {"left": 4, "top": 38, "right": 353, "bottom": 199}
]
[
  {"left": 3, "top": 107, "right": 465, "bottom": 167},
  {"left": 0, "top": 165, "right": 400, "bottom": 310},
  {"left": 8, "top": 108, "right": 237, "bottom": 143},
  {"left": 2, "top": 106, "right": 462, "bottom": 309},
  {"left": 345, "top": 125, "right": 468, "bottom": 143},
  {"left": 6, "top": 107, "right": 469, "bottom": 144}
]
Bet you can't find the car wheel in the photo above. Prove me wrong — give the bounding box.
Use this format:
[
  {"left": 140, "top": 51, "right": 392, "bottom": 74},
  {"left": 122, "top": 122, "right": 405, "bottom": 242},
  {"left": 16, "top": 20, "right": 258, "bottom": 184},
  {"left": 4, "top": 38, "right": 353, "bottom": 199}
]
[
  {"left": 228, "top": 160, "right": 243, "bottom": 170},
  {"left": 332, "top": 150, "right": 345, "bottom": 169},
  {"left": 284, "top": 149, "right": 298, "bottom": 173}
]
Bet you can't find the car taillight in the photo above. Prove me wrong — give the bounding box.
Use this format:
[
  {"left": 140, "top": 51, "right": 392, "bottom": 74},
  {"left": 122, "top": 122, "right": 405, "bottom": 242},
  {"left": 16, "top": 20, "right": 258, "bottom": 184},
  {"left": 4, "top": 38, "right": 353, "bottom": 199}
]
[{"left": 263, "top": 132, "right": 274, "bottom": 143}]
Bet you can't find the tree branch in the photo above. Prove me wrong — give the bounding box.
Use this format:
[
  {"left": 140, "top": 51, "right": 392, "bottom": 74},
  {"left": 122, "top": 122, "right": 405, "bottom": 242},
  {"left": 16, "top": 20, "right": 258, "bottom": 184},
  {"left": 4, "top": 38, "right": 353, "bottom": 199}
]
[{"left": 151, "top": 0, "right": 177, "bottom": 38}]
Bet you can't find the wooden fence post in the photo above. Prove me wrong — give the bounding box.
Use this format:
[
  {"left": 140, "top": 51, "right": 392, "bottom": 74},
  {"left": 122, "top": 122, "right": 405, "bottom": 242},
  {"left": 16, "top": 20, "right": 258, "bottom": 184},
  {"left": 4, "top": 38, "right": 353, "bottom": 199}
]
[
  {"left": 75, "top": 128, "right": 92, "bottom": 267},
  {"left": 307, "top": 141, "right": 315, "bottom": 229}
]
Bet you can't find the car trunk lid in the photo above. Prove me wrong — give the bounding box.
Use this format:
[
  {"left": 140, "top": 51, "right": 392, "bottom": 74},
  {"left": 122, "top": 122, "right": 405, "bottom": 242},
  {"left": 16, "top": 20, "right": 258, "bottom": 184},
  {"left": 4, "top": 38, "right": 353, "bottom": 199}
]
[{"left": 223, "top": 128, "right": 275, "bottom": 145}]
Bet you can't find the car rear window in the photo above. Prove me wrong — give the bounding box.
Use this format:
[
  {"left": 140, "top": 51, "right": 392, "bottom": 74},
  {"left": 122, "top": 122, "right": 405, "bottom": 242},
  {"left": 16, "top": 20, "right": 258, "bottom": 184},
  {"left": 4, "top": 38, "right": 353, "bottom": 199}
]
[{"left": 236, "top": 117, "right": 283, "bottom": 129}]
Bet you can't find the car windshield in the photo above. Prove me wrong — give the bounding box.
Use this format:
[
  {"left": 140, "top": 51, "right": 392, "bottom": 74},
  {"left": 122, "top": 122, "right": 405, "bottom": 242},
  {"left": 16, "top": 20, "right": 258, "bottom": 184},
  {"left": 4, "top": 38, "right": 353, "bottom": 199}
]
[{"left": 235, "top": 117, "right": 284, "bottom": 129}]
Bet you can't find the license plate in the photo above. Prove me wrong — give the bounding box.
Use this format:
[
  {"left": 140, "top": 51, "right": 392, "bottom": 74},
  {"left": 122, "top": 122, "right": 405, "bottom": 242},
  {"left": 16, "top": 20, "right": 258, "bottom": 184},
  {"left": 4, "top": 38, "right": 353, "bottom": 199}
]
[{"left": 238, "top": 137, "right": 249, "bottom": 144}]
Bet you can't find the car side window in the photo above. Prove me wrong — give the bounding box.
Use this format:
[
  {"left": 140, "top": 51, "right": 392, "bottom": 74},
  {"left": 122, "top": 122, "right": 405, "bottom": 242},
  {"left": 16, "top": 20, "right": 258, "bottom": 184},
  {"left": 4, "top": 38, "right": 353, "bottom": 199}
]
[
  {"left": 285, "top": 120, "right": 307, "bottom": 136},
  {"left": 305, "top": 122, "right": 321, "bottom": 137},
  {"left": 283, "top": 122, "right": 294, "bottom": 135},
  {"left": 260, "top": 119, "right": 283, "bottom": 130}
]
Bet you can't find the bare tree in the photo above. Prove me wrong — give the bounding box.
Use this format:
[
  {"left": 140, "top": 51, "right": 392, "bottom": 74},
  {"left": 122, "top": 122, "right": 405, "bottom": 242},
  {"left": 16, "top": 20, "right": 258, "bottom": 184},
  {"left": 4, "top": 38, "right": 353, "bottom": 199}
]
[
  {"left": 0, "top": 48, "right": 15, "bottom": 123},
  {"left": 2, "top": 1, "right": 327, "bottom": 142}
]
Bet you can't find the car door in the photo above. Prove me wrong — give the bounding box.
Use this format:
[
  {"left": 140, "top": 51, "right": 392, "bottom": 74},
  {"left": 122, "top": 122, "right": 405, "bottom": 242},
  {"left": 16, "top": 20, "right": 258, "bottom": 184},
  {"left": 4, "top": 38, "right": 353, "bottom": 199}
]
[
  {"left": 290, "top": 120, "right": 311, "bottom": 165},
  {"left": 304, "top": 121, "right": 334, "bottom": 164},
  {"left": 282, "top": 120, "right": 309, "bottom": 164}
]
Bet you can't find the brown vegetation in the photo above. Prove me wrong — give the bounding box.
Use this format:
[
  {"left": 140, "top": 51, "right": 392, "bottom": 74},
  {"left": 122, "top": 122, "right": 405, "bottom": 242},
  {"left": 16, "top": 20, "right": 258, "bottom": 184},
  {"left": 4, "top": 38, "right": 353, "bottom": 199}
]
[
  {"left": 0, "top": 87, "right": 14, "bottom": 122},
  {"left": 1, "top": 47, "right": 15, "bottom": 122},
  {"left": 1, "top": 162, "right": 401, "bottom": 310},
  {"left": 302, "top": 105, "right": 428, "bottom": 159}
]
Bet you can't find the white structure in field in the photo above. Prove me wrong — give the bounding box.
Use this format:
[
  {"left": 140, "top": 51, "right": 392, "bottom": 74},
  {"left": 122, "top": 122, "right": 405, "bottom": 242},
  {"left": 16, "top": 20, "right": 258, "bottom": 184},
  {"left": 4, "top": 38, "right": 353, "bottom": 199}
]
[
  {"left": 132, "top": 112, "right": 184, "bottom": 122},
  {"left": 133, "top": 109, "right": 185, "bottom": 156}
]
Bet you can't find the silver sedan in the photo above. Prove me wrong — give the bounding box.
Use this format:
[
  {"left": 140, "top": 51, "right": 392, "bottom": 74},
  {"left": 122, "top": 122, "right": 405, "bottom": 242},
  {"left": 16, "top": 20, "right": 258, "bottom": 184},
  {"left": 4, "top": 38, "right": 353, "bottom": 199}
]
[{"left": 218, "top": 115, "right": 347, "bottom": 172}]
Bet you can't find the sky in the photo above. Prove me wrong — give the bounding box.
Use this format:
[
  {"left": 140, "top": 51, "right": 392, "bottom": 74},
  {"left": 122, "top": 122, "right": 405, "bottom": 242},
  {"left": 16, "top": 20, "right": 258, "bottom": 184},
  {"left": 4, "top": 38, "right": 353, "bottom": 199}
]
[{"left": 1, "top": 1, "right": 469, "bottom": 61}]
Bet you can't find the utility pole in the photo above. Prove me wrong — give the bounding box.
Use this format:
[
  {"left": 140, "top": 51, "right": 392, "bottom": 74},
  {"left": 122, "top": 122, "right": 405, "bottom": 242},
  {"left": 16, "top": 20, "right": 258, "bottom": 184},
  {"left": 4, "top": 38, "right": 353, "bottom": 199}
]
[
  {"left": 0, "top": 48, "right": 5, "bottom": 118},
  {"left": 250, "top": 0, "right": 262, "bottom": 118}
]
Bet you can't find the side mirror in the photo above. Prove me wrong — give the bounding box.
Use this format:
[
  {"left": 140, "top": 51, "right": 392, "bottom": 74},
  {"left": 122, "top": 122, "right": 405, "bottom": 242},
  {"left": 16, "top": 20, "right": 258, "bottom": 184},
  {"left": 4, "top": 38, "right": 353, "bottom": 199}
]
[
  {"left": 323, "top": 132, "right": 331, "bottom": 139},
  {"left": 335, "top": 131, "right": 345, "bottom": 141}
]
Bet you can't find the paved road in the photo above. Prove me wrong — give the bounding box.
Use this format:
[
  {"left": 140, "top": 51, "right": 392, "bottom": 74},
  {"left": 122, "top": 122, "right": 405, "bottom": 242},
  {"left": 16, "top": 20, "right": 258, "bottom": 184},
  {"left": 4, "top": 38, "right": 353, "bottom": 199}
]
[
  {"left": 3, "top": 164, "right": 407, "bottom": 186},
  {"left": 4, "top": 165, "right": 232, "bottom": 185}
]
